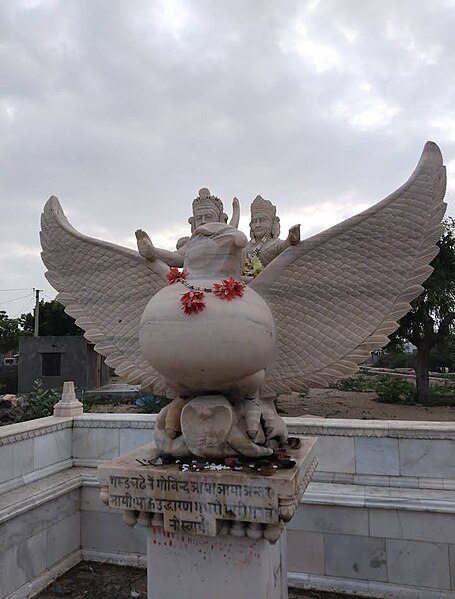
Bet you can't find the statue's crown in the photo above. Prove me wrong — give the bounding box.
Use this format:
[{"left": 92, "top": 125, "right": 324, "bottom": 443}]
[
  {"left": 251, "top": 195, "right": 276, "bottom": 219},
  {"left": 192, "top": 188, "right": 224, "bottom": 216}
]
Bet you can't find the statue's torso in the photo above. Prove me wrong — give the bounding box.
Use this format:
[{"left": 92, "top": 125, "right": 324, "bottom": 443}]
[{"left": 184, "top": 226, "right": 244, "bottom": 281}]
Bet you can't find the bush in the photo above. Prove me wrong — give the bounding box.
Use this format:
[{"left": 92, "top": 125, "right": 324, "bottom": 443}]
[
  {"left": 425, "top": 384, "right": 455, "bottom": 406},
  {"left": 135, "top": 395, "right": 171, "bottom": 413},
  {"left": 25, "top": 379, "right": 61, "bottom": 419},
  {"left": 373, "top": 376, "right": 416, "bottom": 404},
  {"left": 332, "top": 371, "right": 455, "bottom": 406},
  {"left": 329, "top": 375, "right": 377, "bottom": 393},
  {"left": 332, "top": 373, "right": 417, "bottom": 404}
]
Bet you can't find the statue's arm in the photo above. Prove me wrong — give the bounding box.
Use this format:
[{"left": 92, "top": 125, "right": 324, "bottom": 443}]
[
  {"left": 154, "top": 248, "right": 184, "bottom": 267},
  {"left": 259, "top": 227, "right": 301, "bottom": 265},
  {"left": 135, "top": 230, "right": 184, "bottom": 267}
]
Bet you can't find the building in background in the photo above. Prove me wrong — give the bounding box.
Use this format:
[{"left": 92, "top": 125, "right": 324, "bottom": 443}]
[{"left": 18, "top": 336, "right": 110, "bottom": 394}]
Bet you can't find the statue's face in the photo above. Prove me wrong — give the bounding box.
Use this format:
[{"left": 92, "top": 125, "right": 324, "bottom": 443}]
[
  {"left": 193, "top": 208, "right": 220, "bottom": 228},
  {"left": 251, "top": 215, "right": 272, "bottom": 240}
]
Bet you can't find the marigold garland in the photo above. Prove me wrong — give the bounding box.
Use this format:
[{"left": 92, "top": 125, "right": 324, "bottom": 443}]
[{"left": 167, "top": 268, "right": 245, "bottom": 315}]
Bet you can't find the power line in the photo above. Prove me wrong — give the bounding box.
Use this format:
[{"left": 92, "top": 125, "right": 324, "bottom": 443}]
[
  {"left": 0, "top": 287, "right": 31, "bottom": 292},
  {"left": 0, "top": 292, "right": 35, "bottom": 306},
  {"left": 12, "top": 297, "right": 35, "bottom": 319},
  {"left": 42, "top": 292, "right": 57, "bottom": 301}
]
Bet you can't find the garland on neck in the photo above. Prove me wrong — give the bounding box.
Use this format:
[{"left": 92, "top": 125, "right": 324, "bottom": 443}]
[{"left": 167, "top": 268, "right": 245, "bottom": 315}]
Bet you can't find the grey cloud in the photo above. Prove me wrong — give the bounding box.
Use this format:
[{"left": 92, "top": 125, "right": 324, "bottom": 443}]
[{"left": 0, "top": 0, "right": 454, "bottom": 313}]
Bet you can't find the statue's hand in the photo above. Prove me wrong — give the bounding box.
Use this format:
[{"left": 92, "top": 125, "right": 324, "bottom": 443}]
[
  {"left": 229, "top": 197, "right": 240, "bottom": 228},
  {"left": 287, "top": 224, "right": 301, "bottom": 245},
  {"left": 135, "top": 229, "right": 155, "bottom": 260}
]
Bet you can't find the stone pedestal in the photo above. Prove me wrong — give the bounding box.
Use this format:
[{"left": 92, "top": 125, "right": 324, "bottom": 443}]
[
  {"left": 147, "top": 528, "right": 287, "bottom": 599},
  {"left": 53, "top": 380, "right": 83, "bottom": 417},
  {"left": 98, "top": 436, "right": 317, "bottom": 599}
]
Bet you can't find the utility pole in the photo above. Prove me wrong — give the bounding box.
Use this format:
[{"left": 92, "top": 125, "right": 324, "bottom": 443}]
[{"left": 33, "top": 288, "right": 42, "bottom": 337}]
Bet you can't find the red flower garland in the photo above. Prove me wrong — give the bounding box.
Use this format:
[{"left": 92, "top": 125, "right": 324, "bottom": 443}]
[
  {"left": 167, "top": 268, "right": 245, "bottom": 316},
  {"left": 213, "top": 277, "right": 246, "bottom": 301},
  {"left": 180, "top": 290, "right": 206, "bottom": 315},
  {"left": 167, "top": 267, "right": 188, "bottom": 284}
]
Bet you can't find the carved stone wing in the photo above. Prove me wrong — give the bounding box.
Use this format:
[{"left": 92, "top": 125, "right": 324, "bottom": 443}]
[
  {"left": 249, "top": 142, "right": 447, "bottom": 393},
  {"left": 40, "top": 196, "right": 169, "bottom": 392}
]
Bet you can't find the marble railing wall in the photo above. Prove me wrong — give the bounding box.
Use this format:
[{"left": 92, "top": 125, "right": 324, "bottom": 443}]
[
  {"left": 0, "top": 413, "right": 454, "bottom": 599},
  {"left": 0, "top": 417, "right": 79, "bottom": 599},
  {"left": 286, "top": 419, "right": 455, "bottom": 599},
  {"left": 0, "top": 417, "right": 73, "bottom": 494},
  {"left": 74, "top": 414, "right": 155, "bottom": 567}
]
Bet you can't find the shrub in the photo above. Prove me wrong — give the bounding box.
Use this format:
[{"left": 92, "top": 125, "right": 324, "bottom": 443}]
[
  {"left": 329, "top": 375, "right": 377, "bottom": 393},
  {"left": 425, "top": 384, "right": 455, "bottom": 406},
  {"left": 135, "top": 395, "right": 171, "bottom": 413},
  {"left": 373, "top": 376, "right": 416, "bottom": 404},
  {"left": 331, "top": 373, "right": 417, "bottom": 404},
  {"left": 25, "top": 379, "right": 61, "bottom": 419}
]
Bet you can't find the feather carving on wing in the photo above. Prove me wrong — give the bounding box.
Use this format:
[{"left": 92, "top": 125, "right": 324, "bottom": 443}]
[
  {"left": 250, "top": 141, "right": 447, "bottom": 394},
  {"left": 40, "top": 196, "right": 169, "bottom": 393}
]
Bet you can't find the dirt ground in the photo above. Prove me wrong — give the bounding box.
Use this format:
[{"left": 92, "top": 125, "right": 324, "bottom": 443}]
[
  {"left": 36, "top": 562, "right": 353, "bottom": 599},
  {"left": 89, "top": 388, "right": 455, "bottom": 421},
  {"left": 276, "top": 388, "right": 455, "bottom": 421}
]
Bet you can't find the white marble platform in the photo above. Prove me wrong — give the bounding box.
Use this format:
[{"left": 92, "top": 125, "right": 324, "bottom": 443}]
[{"left": 1, "top": 414, "right": 455, "bottom": 599}]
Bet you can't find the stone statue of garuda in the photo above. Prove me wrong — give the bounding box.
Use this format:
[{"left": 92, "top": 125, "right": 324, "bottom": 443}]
[{"left": 40, "top": 142, "right": 446, "bottom": 459}]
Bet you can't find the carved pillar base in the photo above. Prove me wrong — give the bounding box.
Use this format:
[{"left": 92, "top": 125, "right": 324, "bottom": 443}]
[
  {"left": 98, "top": 436, "right": 317, "bottom": 599},
  {"left": 147, "top": 528, "right": 287, "bottom": 599}
]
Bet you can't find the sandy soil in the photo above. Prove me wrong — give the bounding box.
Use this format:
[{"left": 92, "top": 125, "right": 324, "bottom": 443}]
[
  {"left": 88, "top": 388, "right": 455, "bottom": 421},
  {"left": 277, "top": 388, "right": 455, "bottom": 421}
]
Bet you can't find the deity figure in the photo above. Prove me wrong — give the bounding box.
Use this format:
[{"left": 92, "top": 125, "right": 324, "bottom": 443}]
[
  {"left": 40, "top": 142, "right": 446, "bottom": 459},
  {"left": 137, "top": 188, "right": 240, "bottom": 267},
  {"left": 244, "top": 195, "right": 300, "bottom": 276}
]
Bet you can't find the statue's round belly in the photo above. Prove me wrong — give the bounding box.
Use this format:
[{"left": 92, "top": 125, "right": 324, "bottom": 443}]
[{"left": 139, "top": 283, "right": 275, "bottom": 391}]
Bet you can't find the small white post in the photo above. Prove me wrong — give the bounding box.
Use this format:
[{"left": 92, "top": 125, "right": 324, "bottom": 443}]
[{"left": 53, "top": 381, "right": 83, "bottom": 417}]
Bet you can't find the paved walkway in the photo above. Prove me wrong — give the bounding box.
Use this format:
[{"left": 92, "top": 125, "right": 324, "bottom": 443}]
[{"left": 36, "top": 562, "right": 355, "bottom": 598}]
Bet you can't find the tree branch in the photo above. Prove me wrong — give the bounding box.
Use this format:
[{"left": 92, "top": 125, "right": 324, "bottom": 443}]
[{"left": 437, "top": 312, "right": 455, "bottom": 340}]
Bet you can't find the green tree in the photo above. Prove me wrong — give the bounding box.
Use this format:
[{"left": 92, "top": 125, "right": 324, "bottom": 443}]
[
  {"left": 20, "top": 300, "right": 83, "bottom": 336},
  {"left": 0, "top": 311, "right": 20, "bottom": 354},
  {"left": 389, "top": 218, "right": 455, "bottom": 402}
]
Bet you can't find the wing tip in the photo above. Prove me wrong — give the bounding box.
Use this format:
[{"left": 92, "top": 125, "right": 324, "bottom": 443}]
[{"left": 420, "top": 141, "right": 443, "bottom": 169}]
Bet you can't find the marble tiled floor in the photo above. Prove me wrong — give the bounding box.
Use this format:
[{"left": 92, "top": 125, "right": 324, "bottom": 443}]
[{"left": 36, "top": 561, "right": 355, "bottom": 599}]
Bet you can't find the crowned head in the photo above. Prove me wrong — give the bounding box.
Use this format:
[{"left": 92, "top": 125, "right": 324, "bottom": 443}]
[
  {"left": 189, "top": 188, "right": 228, "bottom": 233},
  {"left": 250, "top": 195, "right": 280, "bottom": 241}
]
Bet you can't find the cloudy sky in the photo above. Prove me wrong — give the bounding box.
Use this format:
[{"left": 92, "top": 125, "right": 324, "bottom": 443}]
[{"left": 1, "top": 0, "right": 455, "bottom": 317}]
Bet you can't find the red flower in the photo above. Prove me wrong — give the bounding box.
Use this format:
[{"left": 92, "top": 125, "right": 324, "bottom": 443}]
[
  {"left": 180, "top": 291, "right": 206, "bottom": 315},
  {"left": 167, "top": 267, "right": 188, "bottom": 284},
  {"left": 213, "top": 277, "right": 245, "bottom": 301}
]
